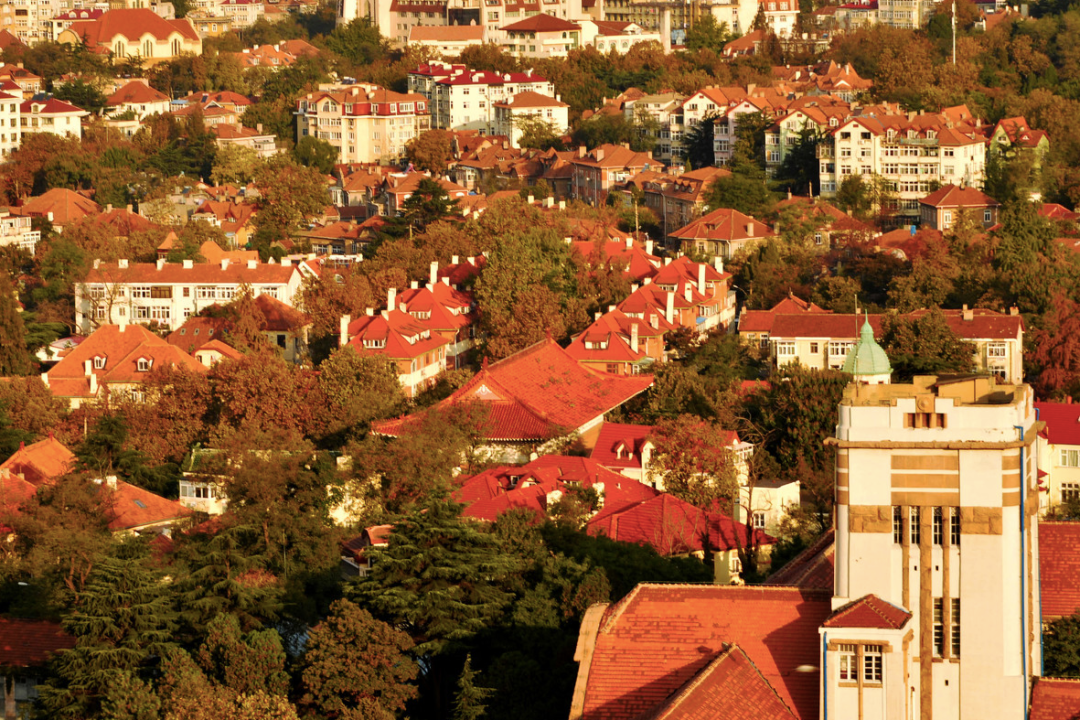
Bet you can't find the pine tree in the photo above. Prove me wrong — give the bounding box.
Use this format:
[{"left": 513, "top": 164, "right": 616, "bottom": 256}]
[
  {"left": 452, "top": 655, "right": 493, "bottom": 720},
  {"left": 0, "top": 272, "right": 32, "bottom": 376},
  {"left": 195, "top": 613, "right": 290, "bottom": 697},
  {"left": 37, "top": 541, "right": 178, "bottom": 719}
]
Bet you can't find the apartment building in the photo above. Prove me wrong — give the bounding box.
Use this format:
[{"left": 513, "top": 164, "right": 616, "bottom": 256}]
[
  {"left": 570, "top": 143, "right": 654, "bottom": 205},
  {"left": 877, "top": 0, "right": 933, "bottom": 27},
  {"left": 501, "top": 14, "right": 581, "bottom": 58},
  {"left": 295, "top": 83, "right": 430, "bottom": 166},
  {"left": 426, "top": 68, "right": 555, "bottom": 133},
  {"left": 0, "top": 208, "right": 39, "bottom": 254},
  {"left": 491, "top": 91, "right": 569, "bottom": 148},
  {"left": 624, "top": 91, "right": 683, "bottom": 162},
  {"left": 711, "top": 95, "right": 776, "bottom": 166},
  {"left": 763, "top": 306, "right": 1024, "bottom": 383},
  {"left": 20, "top": 95, "right": 86, "bottom": 140},
  {"left": 75, "top": 257, "right": 304, "bottom": 334},
  {"left": 220, "top": 0, "right": 263, "bottom": 27},
  {"left": 818, "top": 106, "right": 987, "bottom": 222},
  {"left": 0, "top": 88, "right": 18, "bottom": 157}
]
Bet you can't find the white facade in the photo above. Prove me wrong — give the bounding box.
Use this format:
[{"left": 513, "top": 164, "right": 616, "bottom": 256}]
[
  {"left": 0, "top": 90, "right": 19, "bottom": 157},
  {"left": 221, "top": 0, "right": 263, "bottom": 26},
  {"left": 20, "top": 98, "right": 87, "bottom": 140},
  {"left": 430, "top": 69, "right": 555, "bottom": 133},
  {"left": 0, "top": 209, "right": 39, "bottom": 255},
  {"left": 492, "top": 93, "right": 568, "bottom": 148},
  {"left": 826, "top": 375, "right": 1042, "bottom": 720}
]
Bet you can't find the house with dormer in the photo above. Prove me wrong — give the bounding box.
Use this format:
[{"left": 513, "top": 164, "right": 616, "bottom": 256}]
[
  {"left": 566, "top": 307, "right": 670, "bottom": 376},
  {"left": 668, "top": 207, "right": 773, "bottom": 259},
  {"left": 396, "top": 263, "right": 478, "bottom": 369}
]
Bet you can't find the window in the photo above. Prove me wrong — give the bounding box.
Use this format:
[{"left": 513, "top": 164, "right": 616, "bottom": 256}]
[
  {"left": 951, "top": 507, "right": 961, "bottom": 546},
  {"left": 132, "top": 286, "right": 151, "bottom": 298},
  {"left": 933, "top": 599, "right": 944, "bottom": 656},
  {"left": 142, "top": 39, "right": 152, "bottom": 57},
  {"left": 775, "top": 341, "right": 795, "bottom": 356},
  {"left": 150, "top": 286, "right": 172, "bottom": 299},
  {"left": 950, "top": 599, "right": 961, "bottom": 657},
  {"left": 838, "top": 644, "right": 857, "bottom": 681},
  {"left": 93, "top": 356, "right": 106, "bottom": 369},
  {"left": 863, "top": 646, "right": 883, "bottom": 683},
  {"left": 814, "top": 232, "right": 824, "bottom": 246},
  {"left": 1062, "top": 450, "right": 1080, "bottom": 467},
  {"left": 1064, "top": 482, "right": 1080, "bottom": 504},
  {"left": 893, "top": 506, "right": 903, "bottom": 544},
  {"left": 909, "top": 506, "right": 921, "bottom": 546},
  {"left": 984, "top": 209, "right": 992, "bottom": 223},
  {"left": 136, "top": 358, "right": 152, "bottom": 372},
  {"left": 606, "top": 363, "right": 620, "bottom": 374},
  {"left": 752, "top": 512, "right": 766, "bottom": 529},
  {"left": 987, "top": 342, "right": 1007, "bottom": 358},
  {"left": 933, "top": 507, "right": 944, "bottom": 545},
  {"left": 809, "top": 342, "right": 819, "bottom": 353}
]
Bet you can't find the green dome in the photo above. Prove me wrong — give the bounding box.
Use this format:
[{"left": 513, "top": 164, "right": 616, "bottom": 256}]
[{"left": 843, "top": 316, "right": 892, "bottom": 378}]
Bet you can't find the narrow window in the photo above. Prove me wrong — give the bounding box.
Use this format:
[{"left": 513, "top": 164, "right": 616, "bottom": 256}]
[
  {"left": 839, "top": 644, "right": 857, "bottom": 681},
  {"left": 909, "top": 506, "right": 921, "bottom": 546},
  {"left": 950, "top": 507, "right": 961, "bottom": 546},
  {"left": 933, "top": 599, "right": 944, "bottom": 656},
  {"left": 863, "top": 645, "right": 883, "bottom": 683},
  {"left": 893, "top": 506, "right": 903, "bottom": 544},
  {"left": 933, "top": 507, "right": 944, "bottom": 545},
  {"left": 950, "top": 599, "right": 961, "bottom": 657}
]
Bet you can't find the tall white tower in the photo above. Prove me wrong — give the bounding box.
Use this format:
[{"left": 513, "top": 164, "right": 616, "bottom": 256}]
[{"left": 822, "top": 375, "right": 1042, "bottom": 720}]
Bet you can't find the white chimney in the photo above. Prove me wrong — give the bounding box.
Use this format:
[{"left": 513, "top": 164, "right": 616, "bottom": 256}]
[
  {"left": 430, "top": 260, "right": 438, "bottom": 286},
  {"left": 183, "top": 259, "right": 193, "bottom": 269},
  {"left": 247, "top": 260, "right": 257, "bottom": 269},
  {"left": 714, "top": 256, "right": 724, "bottom": 274},
  {"left": 666, "top": 291, "right": 675, "bottom": 324},
  {"left": 83, "top": 359, "right": 92, "bottom": 376},
  {"left": 339, "top": 315, "right": 351, "bottom": 346},
  {"left": 630, "top": 323, "right": 639, "bottom": 353},
  {"left": 220, "top": 259, "right": 230, "bottom": 270},
  {"left": 684, "top": 283, "right": 693, "bottom": 303},
  {"left": 452, "top": 255, "right": 460, "bottom": 264},
  {"left": 118, "top": 258, "right": 129, "bottom": 269},
  {"left": 410, "top": 280, "right": 419, "bottom": 290},
  {"left": 624, "top": 237, "right": 633, "bottom": 249},
  {"left": 89, "top": 370, "right": 97, "bottom": 395},
  {"left": 387, "top": 288, "right": 397, "bottom": 312},
  {"left": 93, "top": 259, "right": 101, "bottom": 269},
  {"left": 664, "top": 257, "right": 671, "bottom": 266},
  {"left": 645, "top": 239, "right": 653, "bottom": 255},
  {"left": 697, "top": 263, "right": 706, "bottom": 295},
  {"left": 118, "top": 321, "right": 126, "bottom": 333},
  {"left": 366, "top": 308, "right": 374, "bottom": 316},
  {"left": 105, "top": 475, "right": 116, "bottom": 488},
  {"left": 282, "top": 258, "right": 292, "bottom": 267},
  {"left": 41, "top": 372, "right": 48, "bottom": 388}
]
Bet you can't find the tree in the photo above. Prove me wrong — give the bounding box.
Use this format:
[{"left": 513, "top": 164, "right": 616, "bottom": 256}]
[
  {"left": 382, "top": 177, "right": 459, "bottom": 240},
  {"left": 53, "top": 79, "right": 108, "bottom": 114},
  {"left": 0, "top": 271, "right": 32, "bottom": 375},
  {"left": 350, "top": 500, "right": 523, "bottom": 656},
  {"left": 293, "top": 135, "right": 338, "bottom": 175},
  {"left": 406, "top": 129, "right": 454, "bottom": 175},
  {"left": 299, "top": 598, "right": 419, "bottom": 720},
  {"left": 317, "top": 345, "right": 405, "bottom": 444},
  {"left": 1027, "top": 293, "right": 1080, "bottom": 400},
  {"left": 211, "top": 144, "right": 261, "bottom": 186},
  {"left": 683, "top": 113, "right": 719, "bottom": 170},
  {"left": 1045, "top": 612, "right": 1080, "bottom": 677},
  {"left": 775, "top": 126, "right": 824, "bottom": 195},
  {"left": 649, "top": 415, "right": 740, "bottom": 509},
  {"left": 37, "top": 541, "right": 178, "bottom": 719},
  {"left": 253, "top": 156, "right": 330, "bottom": 238},
  {"left": 195, "top": 613, "right": 290, "bottom": 697},
  {"left": 452, "top": 655, "right": 493, "bottom": 720},
  {"left": 684, "top": 14, "right": 731, "bottom": 52},
  {"left": 322, "top": 19, "right": 387, "bottom": 65},
  {"left": 515, "top": 115, "right": 564, "bottom": 151},
  {"left": 879, "top": 308, "right": 975, "bottom": 380}
]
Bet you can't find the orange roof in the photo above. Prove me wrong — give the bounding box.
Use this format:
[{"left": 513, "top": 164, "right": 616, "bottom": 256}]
[
  {"left": 1039, "top": 522, "right": 1080, "bottom": 620},
  {"left": 67, "top": 9, "right": 199, "bottom": 47},
  {"left": 104, "top": 480, "right": 193, "bottom": 531},
  {"left": 590, "top": 422, "right": 654, "bottom": 470},
  {"left": 0, "top": 436, "right": 76, "bottom": 486},
  {"left": 196, "top": 338, "right": 244, "bottom": 361},
  {"left": 107, "top": 81, "right": 169, "bottom": 106},
  {"left": 494, "top": 90, "right": 569, "bottom": 109},
  {"left": 0, "top": 470, "right": 38, "bottom": 518},
  {"left": 822, "top": 594, "right": 911, "bottom": 629},
  {"left": 576, "top": 584, "right": 831, "bottom": 720},
  {"left": 920, "top": 184, "right": 1000, "bottom": 209},
  {"left": 409, "top": 24, "right": 484, "bottom": 41},
  {"left": 254, "top": 293, "right": 309, "bottom": 332},
  {"left": 375, "top": 340, "right": 653, "bottom": 441},
  {"left": 1031, "top": 678, "right": 1080, "bottom": 720},
  {"left": 345, "top": 308, "right": 450, "bottom": 361},
  {"left": 644, "top": 644, "right": 797, "bottom": 720},
  {"left": 85, "top": 259, "right": 296, "bottom": 285},
  {"left": 0, "top": 618, "right": 74, "bottom": 668},
  {"left": 21, "top": 188, "right": 101, "bottom": 225},
  {"left": 764, "top": 529, "right": 835, "bottom": 589},
  {"left": 501, "top": 13, "right": 579, "bottom": 31},
  {"left": 670, "top": 207, "right": 772, "bottom": 243}
]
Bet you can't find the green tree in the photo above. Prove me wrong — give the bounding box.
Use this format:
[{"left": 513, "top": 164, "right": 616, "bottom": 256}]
[
  {"left": 211, "top": 143, "right": 261, "bottom": 186},
  {"left": 684, "top": 14, "right": 731, "bottom": 51},
  {"left": 1045, "top": 612, "right": 1080, "bottom": 677},
  {"left": 405, "top": 129, "right": 454, "bottom": 175},
  {"left": 879, "top": 308, "right": 975, "bottom": 380},
  {"left": 381, "top": 177, "right": 459, "bottom": 240},
  {"left": 293, "top": 135, "right": 338, "bottom": 175},
  {"left": 322, "top": 19, "right": 387, "bottom": 65},
  {"left": 195, "top": 613, "right": 290, "bottom": 697},
  {"left": 37, "top": 542, "right": 178, "bottom": 719},
  {"left": 683, "top": 113, "right": 719, "bottom": 170},
  {"left": 53, "top": 79, "right": 108, "bottom": 114},
  {"left": 515, "top": 115, "right": 565, "bottom": 151},
  {"left": 317, "top": 345, "right": 405, "bottom": 444},
  {"left": 775, "top": 126, "right": 824, "bottom": 196},
  {"left": 299, "top": 598, "right": 419, "bottom": 720},
  {"left": 0, "top": 271, "right": 32, "bottom": 375},
  {"left": 452, "top": 655, "right": 493, "bottom": 720}
]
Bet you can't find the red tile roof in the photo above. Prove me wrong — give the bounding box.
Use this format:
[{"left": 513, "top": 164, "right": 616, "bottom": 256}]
[
  {"left": 67, "top": 9, "right": 199, "bottom": 47},
  {"left": 345, "top": 308, "right": 450, "bottom": 361},
  {"left": 587, "top": 493, "right": 771, "bottom": 555},
  {"left": 495, "top": 90, "right": 568, "bottom": 109},
  {"left": 738, "top": 294, "right": 831, "bottom": 334},
  {"left": 822, "top": 594, "right": 911, "bottom": 629},
  {"left": 1031, "top": 678, "right": 1080, "bottom": 720},
  {"left": 764, "top": 529, "right": 835, "bottom": 589},
  {"left": 669, "top": 207, "right": 773, "bottom": 244},
  {"left": 641, "top": 643, "right": 797, "bottom": 720},
  {"left": 0, "top": 470, "right": 38, "bottom": 518},
  {"left": 500, "top": 13, "right": 580, "bottom": 31},
  {"left": 375, "top": 340, "right": 653, "bottom": 441},
  {"left": 21, "top": 188, "right": 100, "bottom": 225},
  {"left": 0, "top": 436, "right": 76, "bottom": 486},
  {"left": 0, "top": 618, "right": 74, "bottom": 667},
  {"left": 920, "top": 184, "right": 1000, "bottom": 209},
  {"left": 107, "top": 80, "right": 169, "bottom": 106},
  {"left": 84, "top": 260, "right": 296, "bottom": 285},
  {"left": 768, "top": 308, "right": 1022, "bottom": 341},
  {"left": 1039, "top": 522, "right": 1080, "bottom": 620},
  {"left": 590, "top": 422, "right": 654, "bottom": 471},
  {"left": 1035, "top": 403, "right": 1080, "bottom": 447},
  {"left": 104, "top": 479, "right": 193, "bottom": 532},
  {"left": 577, "top": 584, "right": 832, "bottom": 720}
]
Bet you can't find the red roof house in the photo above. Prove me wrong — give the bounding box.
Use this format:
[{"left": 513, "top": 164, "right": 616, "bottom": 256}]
[
  {"left": 565, "top": 308, "right": 666, "bottom": 376},
  {"left": 822, "top": 594, "right": 912, "bottom": 629},
  {"left": 103, "top": 478, "right": 193, "bottom": 533},
  {"left": 668, "top": 207, "right": 773, "bottom": 259},
  {"left": 0, "top": 435, "right": 76, "bottom": 486}
]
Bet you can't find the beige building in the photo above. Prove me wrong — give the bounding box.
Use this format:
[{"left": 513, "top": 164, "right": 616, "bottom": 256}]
[
  {"left": 1034, "top": 401, "right": 1080, "bottom": 516},
  {"left": 826, "top": 373, "right": 1042, "bottom": 720},
  {"left": 422, "top": 66, "right": 555, "bottom": 133},
  {"left": 295, "top": 83, "right": 430, "bottom": 166},
  {"left": 500, "top": 13, "right": 581, "bottom": 59},
  {"left": 406, "top": 24, "right": 483, "bottom": 56},
  {"left": 492, "top": 90, "right": 568, "bottom": 148},
  {"left": 57, "top": 9, "right": 202, "bottom": 64},
  {"left": 0, "top": 88, "right": 18, "bottom": 157}
]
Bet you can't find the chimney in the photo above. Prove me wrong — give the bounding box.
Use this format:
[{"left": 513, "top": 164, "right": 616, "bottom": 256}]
[
  {"left": 545, "top": 197, "right": 555, "bottom": 208},
  {"left": 430, "top": 260, "right": 438, "bottom": 286},
  {"left": 118, "top": 258, "right": 129, "bottom": 269},
  {"left": 608, "top": 305, "right": 616, "bottom": 313},
  {"left": 595, "top": 311, "right": 602, "bottom": 320},
  {"left": 452, "top": 255, "right": 460, "bottom": 264},
  {"left": 630, "top": 323, "right": 639, "bottom": 353},
  {"left": 366, "top": 308, "right": 374, "bottom": 316},
  {"left": 558, "top": 201, "right": 566, "bottom": 211},
  {"left": 697, "top": 263, "right": 706, "bottom": 295},
  {"left": 41, "top": 372, "right": 48, "bottom": 388},
  {"left": 746, "top": 222, "right": 755, "bottom": 235},
  {"left": 118, "top": 320, "right": 126, "bottom": 333},
  {"left": 105, "top": 475, "right": 117, "bottom": 489},
  {"left": 664, "top": 257, "right": 671, "bottom": 266},
  {"left": 381, "top": 310, "right": 389, "bottom": 320},
  {"left": 107, "top": 204, "right": 113, "bottom": 213},
  {"left": 257, "top": 123, "right": 263, "bottom": 134},
  {"left": 645, "top": 239, "right": 653, "bottom": 255},
  {"left": 221, "top": 259, "right": 230, "bottom": 270},
  {"left": 962, "top": 304, "right": 973, "bottom": 321},
  {"left": 714, "top": 256, "right": 724, "bottom": 274},
  {"left": 527, "top": 194, "right": 534, "bottom": 204},
  {"left": 183, "top": 259, "right": 194, "bottom": 269},
  {"left": 84, "top": 359, "right": 92, "bottom": 376},
  {"left": 157, "top": 258, "right": 166, "bottom": 270},
  {"left": 578, "top": 146, "right": 587, "bottom": 158},
  {"left": 410, "top": 280, "right": 419, "bottom": 290},
  {"left": 643, "top": 277, "right": 652, "bottom": 285},
  {"left": 247, "top": 259, "right": 257, "bottom": 269},
  {"left": 339, "top": 315, "right": 351, "bottom": 346},
  {"left": 93, "top": 259, "right": 101, "bottom": 269},
  {"left": 467, "top": 257, "right": 476, "bottom": 266},
  {"left": 684, "top": 283, "right": 693, "bottom": 303},
  {"left": 387, "top": 288, "right": 397, "bottom": 312},
  {"left": 631, "top": 283, "right": 639, "bottom": 293},
  {"left": 665, "top": 291, "right": 674, "bottom": 324},
  {"left": 624, "top": 237, "right": 632, "bottom": 249},
  {"left": 1010, "top": 306, "right": 1020, "bottom": 316},
  {"left": 595, "top": 148, "right": 605, "bottom": 162}
]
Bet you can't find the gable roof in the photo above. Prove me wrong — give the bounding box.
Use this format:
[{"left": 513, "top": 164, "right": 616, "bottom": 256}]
[
  {"left": 920, "top": 184, "right": 1000, "bottom": 209},
  {"left": 107, "top": 81, "right": 169, "bottom": 106},
  {"left": 641, "top": 643, "right": 797, "bottom": 720},
  {"left": 0, "top": 618, "right": 74, "bottom": 668},
  {"left": 66, "top": 9, "right": 199, "bottom": 47},
  {"left": 669, "top": 207, "right": 772, "bottom": 243},
  {"left": 1039, "top": 522, "right": 1080, "bottom": 620},
  {"left": 21, "top": 188, "right": 101, "bottom": 225},
  {"left": 822, "top": 594, "right": 911, "bottom": 629},
  {"left": 1035, "top": 402, "right": 1080, "bottom": 447},
  {"left": 764, "top": 529, "right": 835, "bottom": 589},
  {"left": 375, "top": 339, "right": 653, "bottom": 441},
  {"left": 575, "top": 584, "right": 832, "bottom": 720},
  {"left": 1031, "top": 677, "right": 1080, "bottom": 720},
  {"left": 501, "top": 13, "right": 580, "bottom": 31},
  {"left": 590, "top": 422, "right": 654, "bottom": 470},
  {"left": 0, "top": 436, "right": 76, "bottom": 486},
  {"left": 105, "top": 479, "right": 193, "bottom": 531}
]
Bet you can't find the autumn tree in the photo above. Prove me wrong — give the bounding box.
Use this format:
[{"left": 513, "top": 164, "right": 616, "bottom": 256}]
[
  {"left": 879, "top": 309, "right": 975, "bottom": 380},
  {"left": 684, "top": 14, "right": 731, "bottom": 51},
  {"left": 649, "top": 415, "right": 740, "bottom": 508},
  {"left": 195, "top": 613, "right": 290, "bottom": 697},
  {"left": 298, "top": 598, "right": 419, "bottom": 719},
  {"left": 406, "top": 129, "right": 455, "bottom": 175},
  {"left": 253, "top": 155, "right": 330, "bottom": 241},
  {"left": 317, "top": 345, "right": 405, "bottom": 444},
  {"left": 211, "top": 144, "right": 261, "bottom": 186},
  {"left": 1026, "top": 293, "right": 1080, "bottom": 399},
  {"left": 381, "top": 177, "right": 460, "bottom": 240},
  {"left": 515, "top": 115, "right": 565, "bottom": 151}
]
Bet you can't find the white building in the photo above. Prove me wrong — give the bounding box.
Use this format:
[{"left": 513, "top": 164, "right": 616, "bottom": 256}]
[
  {"left": 407, "top": 24, "right": 483, "bottom": 56},
  {"left": 0, "top": 209, "right": 39, "bottom": 255},
  {"left": 75, "top": 257, "right": 304, "bottom": 334},
  {"left": 1035, "top": 401, "right": 1080, "bottom": 516},
  {"left": 825, "top": 373, "right": 1041, "bottom": 720},
  {"left": 221, "top": 0, "right": 264, "bottom": 27},
  {"left": 0, "top": 89, "right": 19, "bottom": 158},
  {"left": 20, "top": 96, "right": 87, "bottom": 140},
  {"left": 429, "top": 68, "right": 554, "bottom": 133},
  {"left": 492, "top": 90, "right": 569, "bottom": 148}
]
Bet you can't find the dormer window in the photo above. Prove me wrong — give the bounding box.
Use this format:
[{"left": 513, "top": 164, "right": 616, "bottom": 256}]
[
  {"left": 137, "top": 357, "right": 152, "bottom": 372},
  {"left": 93, "top": 356, "right": 106, "bottom": 369},
  {"left": 362, "top": 338, "right": 386, "bottom": 349}
]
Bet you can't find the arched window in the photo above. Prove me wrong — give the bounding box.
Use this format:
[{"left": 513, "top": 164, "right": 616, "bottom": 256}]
[
  {"left": 142, "top": 39, "right": 153, "bottom": 58},
  {"left": 171, "top": 38, "right": 180, "bottom": 55}
]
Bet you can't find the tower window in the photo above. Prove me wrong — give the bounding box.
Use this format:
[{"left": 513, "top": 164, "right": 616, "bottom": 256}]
[
  {"left": 933, "top": 598, "right": 944, "bottom": 656},
  {"left": 893, "top": 506, "right": 903, "bottom": 544},
  {"left": 909, "top": 506, "right": 921, "bottom": 546},
  {"left": 950, "top": 507, "right": 961, "bottom": 546},
  {"left": 933, "top": 507, "right": 944, "bottom": 545},
  {"left": 863, "top": 645, "right": 883, "bottom": 683},
  {"left": 951, "top": 599, "right": 961, "bottom": 657},
  {"left": 838, "top": 644, "right": 857, "bottom": 681}
]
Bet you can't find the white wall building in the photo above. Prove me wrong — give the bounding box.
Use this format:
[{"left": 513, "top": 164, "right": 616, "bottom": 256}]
[
  {"left": 429, "top": 68, "right": 554, "bottom": 133},
  {"left": 491, "top": 90, "right": 569, "bottom": 148}
]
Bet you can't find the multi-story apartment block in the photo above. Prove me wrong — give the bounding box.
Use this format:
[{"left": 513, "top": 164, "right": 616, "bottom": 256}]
[
  {"left": 624, "top": 91, "right": 683, "bottom": 162},
  {"left": 762, "top": 0, "right": 798, "bottom": 35},
  {"left": 876, "top": 0, "right": 933, "bottom": 27},
  {"left": 492, "top": 91, "right": 569, "bottom": 148},
  {"left": 75, "top": 257, "right": 304, "bottom": 334},
  {"left": 220, "top": 0, "right": 263, "bottom": 26},
  {"left": 20, "top": 95, "right": 87, "bottom": 140},
  {"left": 0, "top": 88, "right": 18, "bottom": 157},
  {"left": 0, "top": 208, "right": 39, "bottom": 254},
  {"left": 570, "top": 143, "right": 653, "bottom": 205},
  {"left": 711, "top": 95, "right": 775, "bottom": 166},
  {"left": 295, "top": 83, "right": 430, "bottom": 166},
  {"left": 762, "top": 306, "right": 1024, "bottom": 382},
  {"left": 49, "top": 9, "right": 107, "bottom": 42},
  {"left": 827, "top": 371, "right": 1041, "bottom": 720},
  {"left": 818, "top": 106, "right": 987, "bottom": 223},
  {"left": 613, "top": 165, "right": 729, "bottom": 238},
  {"left": 426, "top": 68, "right": 556, "bottom": 133}
]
